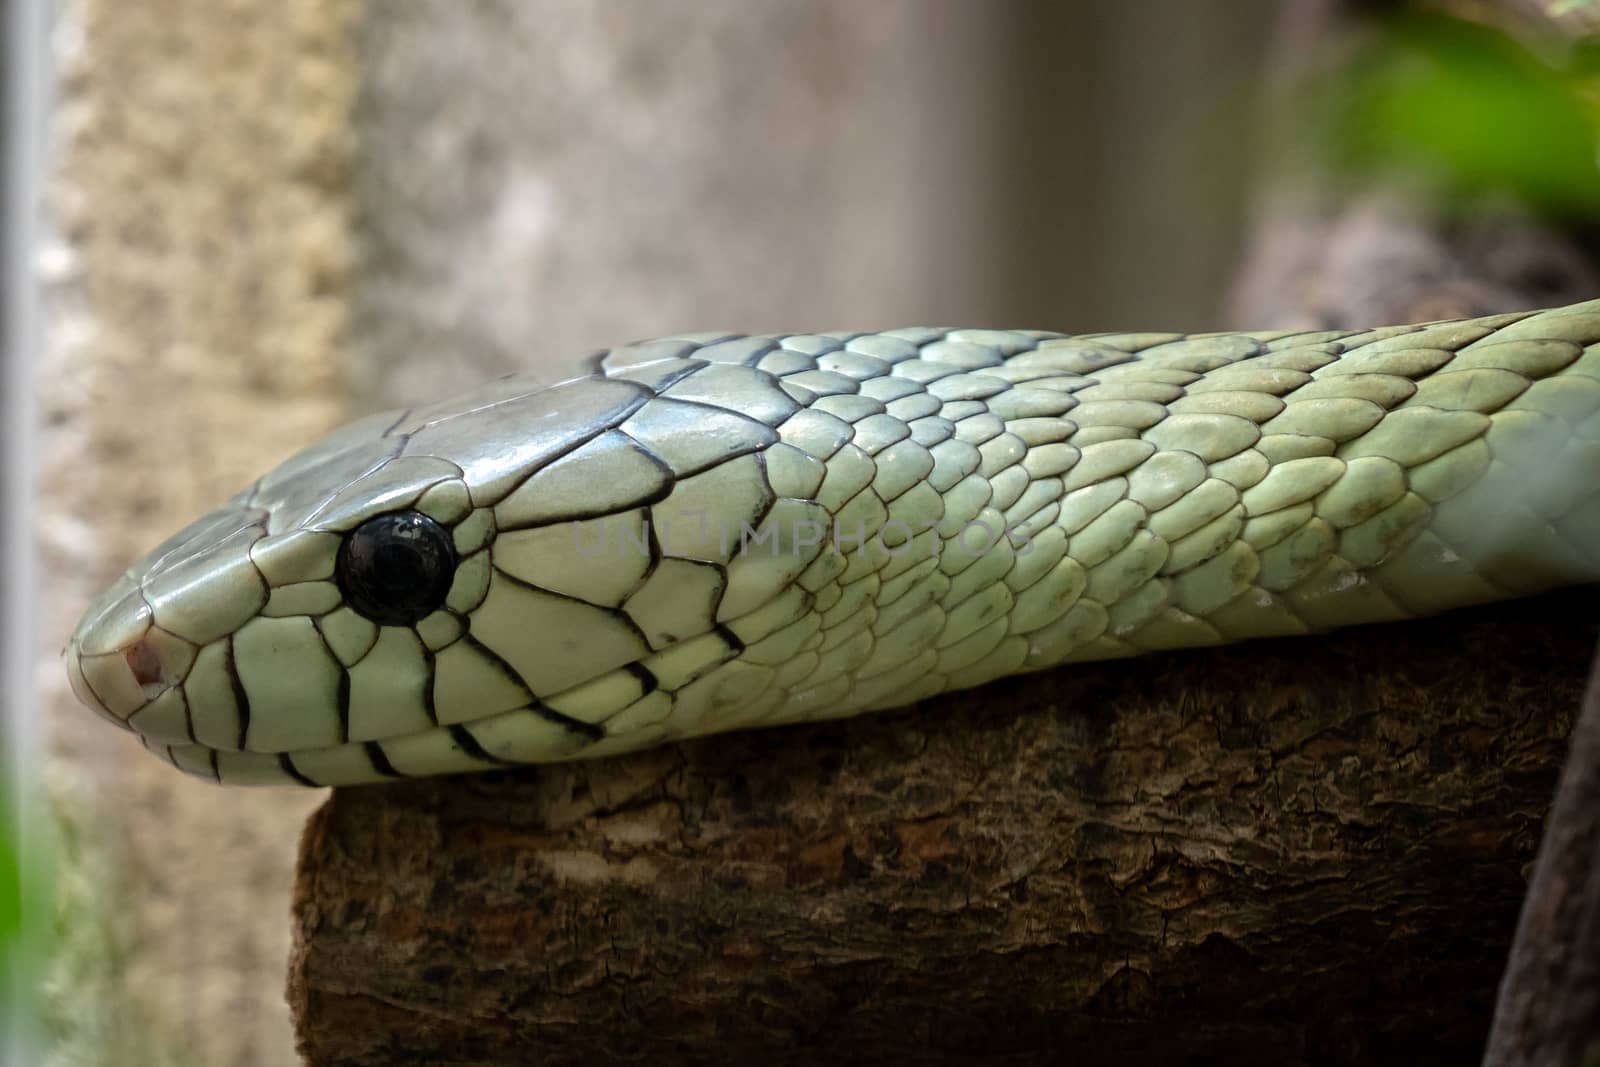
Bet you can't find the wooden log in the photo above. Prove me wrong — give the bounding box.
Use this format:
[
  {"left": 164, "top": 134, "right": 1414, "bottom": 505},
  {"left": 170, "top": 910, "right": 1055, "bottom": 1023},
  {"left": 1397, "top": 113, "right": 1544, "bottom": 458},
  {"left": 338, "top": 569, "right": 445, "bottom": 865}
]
[
  {"left": 289, "top": 592, "right": 1596, "bottom": 1066},
  {"left": 1485, "top": 646, "right": 1600, "bottom": 1064}
]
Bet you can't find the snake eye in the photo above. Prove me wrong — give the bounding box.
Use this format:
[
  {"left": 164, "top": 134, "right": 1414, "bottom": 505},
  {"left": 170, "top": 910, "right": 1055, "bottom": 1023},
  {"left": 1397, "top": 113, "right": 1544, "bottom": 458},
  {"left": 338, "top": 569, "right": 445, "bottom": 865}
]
[{"left": 336, "top": 511, "right": 457, "bottom": 626}]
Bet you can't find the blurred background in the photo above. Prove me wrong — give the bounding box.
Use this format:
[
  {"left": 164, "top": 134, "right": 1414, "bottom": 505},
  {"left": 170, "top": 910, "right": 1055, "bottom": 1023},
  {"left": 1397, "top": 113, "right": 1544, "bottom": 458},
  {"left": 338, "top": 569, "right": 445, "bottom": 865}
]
[{"left": 8, "top": 0, "right": 1600, "bottom": 1063}]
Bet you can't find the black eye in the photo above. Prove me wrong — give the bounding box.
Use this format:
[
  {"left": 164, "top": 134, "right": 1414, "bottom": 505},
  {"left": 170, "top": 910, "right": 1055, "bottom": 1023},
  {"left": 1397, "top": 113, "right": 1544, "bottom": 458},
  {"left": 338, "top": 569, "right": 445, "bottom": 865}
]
[{"left": 336, "top": 511, "right": 457, "bottom": 626}]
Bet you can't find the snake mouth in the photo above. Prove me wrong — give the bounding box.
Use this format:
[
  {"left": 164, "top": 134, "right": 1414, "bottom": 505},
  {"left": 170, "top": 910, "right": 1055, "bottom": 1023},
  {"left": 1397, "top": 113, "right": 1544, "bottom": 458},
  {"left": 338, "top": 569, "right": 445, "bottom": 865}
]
[{"left": 142, "top": 701, "right": 619, "bottom": 787}]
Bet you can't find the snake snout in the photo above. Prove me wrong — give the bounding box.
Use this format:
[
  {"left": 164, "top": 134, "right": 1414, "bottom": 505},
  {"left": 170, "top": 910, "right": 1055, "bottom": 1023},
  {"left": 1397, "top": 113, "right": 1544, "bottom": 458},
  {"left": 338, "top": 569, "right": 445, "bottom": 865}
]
[
  {"left": 65, "top": 586, "right": 157, "bottom": 728},
  {"left": 64, "top": 584, "right": 198, "bottom": 743}
]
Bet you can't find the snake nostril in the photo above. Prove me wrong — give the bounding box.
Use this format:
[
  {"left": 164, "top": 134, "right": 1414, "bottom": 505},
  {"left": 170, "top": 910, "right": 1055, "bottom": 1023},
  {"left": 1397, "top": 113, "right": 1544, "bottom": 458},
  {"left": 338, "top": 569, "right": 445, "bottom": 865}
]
[{"left": 125, "top": 637, "right": 165, "bottom": 690}]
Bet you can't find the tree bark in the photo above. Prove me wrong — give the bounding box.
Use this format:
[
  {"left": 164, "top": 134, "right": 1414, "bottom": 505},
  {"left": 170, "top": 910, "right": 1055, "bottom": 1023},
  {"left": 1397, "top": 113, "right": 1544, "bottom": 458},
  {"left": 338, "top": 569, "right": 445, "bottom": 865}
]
[
  {"left": 289, "top": 592, "right": 1597, "bottom": 1067},
  {"left": 1483, "top": 655, "right": 1600, "bottom": 1065}
]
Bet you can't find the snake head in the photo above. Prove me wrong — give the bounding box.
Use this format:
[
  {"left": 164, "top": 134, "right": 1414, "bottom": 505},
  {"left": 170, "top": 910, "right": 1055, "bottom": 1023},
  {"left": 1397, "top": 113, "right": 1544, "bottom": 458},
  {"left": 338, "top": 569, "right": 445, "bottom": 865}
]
[{"left": 64, "top": 353, "right": 823, "bottom": 786}]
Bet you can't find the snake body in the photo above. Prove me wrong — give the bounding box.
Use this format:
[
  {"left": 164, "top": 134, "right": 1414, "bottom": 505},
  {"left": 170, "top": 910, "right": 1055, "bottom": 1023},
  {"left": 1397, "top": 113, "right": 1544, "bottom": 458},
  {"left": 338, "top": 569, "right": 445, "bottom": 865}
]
[{"left": 65, "top": 301, "right": 1600, "bottom": 786}]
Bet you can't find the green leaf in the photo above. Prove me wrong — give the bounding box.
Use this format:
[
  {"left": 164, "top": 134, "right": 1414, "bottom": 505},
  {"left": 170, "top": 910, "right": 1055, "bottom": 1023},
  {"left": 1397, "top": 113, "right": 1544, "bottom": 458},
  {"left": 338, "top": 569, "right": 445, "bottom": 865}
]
[{"left": 1320, "top": 12, "right": 1600, "bottom": 217}]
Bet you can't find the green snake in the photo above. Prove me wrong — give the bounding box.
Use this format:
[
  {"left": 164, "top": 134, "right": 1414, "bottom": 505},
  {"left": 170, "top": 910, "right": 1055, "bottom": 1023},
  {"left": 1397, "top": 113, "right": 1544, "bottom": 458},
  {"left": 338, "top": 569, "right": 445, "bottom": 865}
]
[{"left": 64, "top": 300, "right": 1600, "bottom": 786}]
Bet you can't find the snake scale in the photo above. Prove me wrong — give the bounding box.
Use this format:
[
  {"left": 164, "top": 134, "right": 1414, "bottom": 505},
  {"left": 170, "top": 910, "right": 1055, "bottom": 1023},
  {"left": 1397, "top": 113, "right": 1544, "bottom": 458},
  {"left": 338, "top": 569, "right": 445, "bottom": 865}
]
[{"left": 64, "top": 300, "right": 1600, "bottom": 786}]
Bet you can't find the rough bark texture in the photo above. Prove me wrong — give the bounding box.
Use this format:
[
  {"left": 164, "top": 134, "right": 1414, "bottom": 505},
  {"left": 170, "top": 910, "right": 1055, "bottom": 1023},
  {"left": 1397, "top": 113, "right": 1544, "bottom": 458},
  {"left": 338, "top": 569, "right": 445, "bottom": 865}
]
[
  {"left": 291, "top": 594, "right": 1596, "bottom": 1066},
  {"left": 1484, "top": 661, "right": 1600, "bottom": 1065}
]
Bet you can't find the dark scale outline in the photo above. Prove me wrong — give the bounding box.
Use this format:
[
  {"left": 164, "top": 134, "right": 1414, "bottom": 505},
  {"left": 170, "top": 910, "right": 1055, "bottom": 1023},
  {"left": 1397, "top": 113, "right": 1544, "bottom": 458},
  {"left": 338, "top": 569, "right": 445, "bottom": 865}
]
[
  {"left": 451, "top": 632, "right": 536, "bottom": 706},
  {"left": 722, "top": 449, "right": 781, "bottom": 564},
  {"left": 596, "top": 338, "right": 707, "bottom": 370},
  {"left": 814, "top": 349, "right": 894, "bottom": 382},
  {"left": 755, "top": 350, "right": 822, "bottom": 381},
  {"left": 888, "top": 361, "right": 982, "bottom": 391},
  {"left": 489, "top": 564, "right": 656, "bottom": 653},
  {"left": 278, "top": 753, "right": 319, "bottom": 788},
  {"left": 843, "top": 332, "right": 936, "bottom": 365},
  {"left": 304, "top": 458, "right": 469, "bottom": 536},
  {"left": 364, "top": 740, "right": 402, "bottom": 778},
  {"left": 643, "top": 629, "right": 746, "bottom": 696},
  {"left": 412, "top": 476, "right": 478, "bottom": 529},
  {"left": 927, "top": 371, "right": 1021, "bottom": 406},
  {"left": 335, "top": 667, "right": 351, "bottom": 743},
  {"left": 1324, "top": 322, "right": 1434, "bottom": 353},
  {"left": 532, "top": 707, "right": 605, "bottom": 743},
  {"left": 145, "top": 508, "right": 269, "bottom": 580},
  {"left": 614, "top": 395, "right": 780, "bottom": 480},
  {"left": 612, "top": 358, "right": 715, "bottom": 396},
  {"left": 945, "top": 331, "right": 1057, "bottom": 360},
  {"left": 808, "top": 394, "right": 890, "bottom": 428},
  {"left": 685, "top": 447, "right": 780, "bottom": 562},
  {"left": 602, "top": 335, "right": 767, "bottom": 375},
  {"left": 1255, "top": 332, "right": 1353, "bottom": 355},
  {"left": 828, "top": 485, "right": 896, "bottom": 570},
  {"left": 165, "top": 685, "right": 197, "bottom": 746},
  {"left": 659, "top": 363, "right": 805, "bottom": 428},
  {"left": 489, "top": 437, "right": 679, "bottom": 532},
  {"left": 604, "top": 510, "right": 726, "bottom": 651},
  {"left": 280, "top": 438, "right": 414, "bottom": 536},
  {"left": 443, "top": 546, "right": 496, "bottom": 619},
  {"left": 810, "top": 442, "right": 878, "bottom": 516},
  {"left": 308, "top": 614, "right": 357, "bottom": 742},
  {"left": 163, "top": 664, "right": 200, "bottom": 745},
  {"left": 419, "top": 642, "right": 439, "bottom": 726},
  {"left": 379, "top": 409, "right": 414, "bottom": 437},
  {"left": 241, "top": 476, "right": 267, "bottom": 511},
  {"left": 760, "top": 445, "right": 829, "bottom": 509},
  {"left": 775, "top": 364, "right": 867, "bottom": 398},
  {"left": 874, "top": 447, "right": 940, "bottom": 508},
  {"left": 774, "top": 407, "right": 855, "bottom": 464},
  {"left": 624, "top": 661, "right": 659, "bottom": 696},
  {"left": 630, "top": 556, "right": 729, "bottom": 650},
  {"left": 634, "top": 389, "right": 789, "bottom": 431},
  {"left": 448, "top": 724, "right": 519, "bottom": 766},
  {"left": 713, "top": 624, "right": 747, "bottom": 657},
  {"left": 226, "top": 634, "right": 252, "bottom": 752},
  {"left": 398, "top": 372, "right": 649, "bottom": 436},
  {"left": 776, "top": 333, "right": 848, "bottom": 360},
  {"left": 469, "top": 386, "right": 655, "bottom": 509},
  {"left": 871, "top": 387, "right": 942, "bottom": 425},
  {"left": 1071, "top": 330, "right": 1180, "bottom": 353},
  {"left": 616, "top": 505, "right": 667, "bottom": 609},
  {"left": 873, "top": 553, "right": 947, "bottom": 615},
  {"left": 416, "top": 608, "right": 472, "bottom": 655},
  {"left": 982, "top": 364, "right": 1094, "bottom": 389},
  {"left": 718, "top": 338, "right": 782, "bottom": 369},
  {"left": 448, "top": 629, "right": 598, "bottom": 740}
]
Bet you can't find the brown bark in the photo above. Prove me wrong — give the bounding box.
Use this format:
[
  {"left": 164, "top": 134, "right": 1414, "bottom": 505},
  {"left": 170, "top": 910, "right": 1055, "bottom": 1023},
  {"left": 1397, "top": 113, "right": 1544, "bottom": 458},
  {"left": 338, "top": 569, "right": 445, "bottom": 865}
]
[
  {"left": 1483, "top": 658, "right": 1600, "bottom": 1065},
  {"left": 290, "top": 593, "right": 1596, "bottom": 1067}
]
